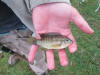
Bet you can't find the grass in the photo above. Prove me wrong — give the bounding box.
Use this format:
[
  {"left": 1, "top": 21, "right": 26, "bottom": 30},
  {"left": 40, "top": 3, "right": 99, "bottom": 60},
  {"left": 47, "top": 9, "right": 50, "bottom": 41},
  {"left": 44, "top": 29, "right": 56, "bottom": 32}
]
[
  {"left": 0, "top": 53, "right": 35, "bottom": 75},
  {"left": 0, "top": 0, "right": 100, "bottom": 75}
]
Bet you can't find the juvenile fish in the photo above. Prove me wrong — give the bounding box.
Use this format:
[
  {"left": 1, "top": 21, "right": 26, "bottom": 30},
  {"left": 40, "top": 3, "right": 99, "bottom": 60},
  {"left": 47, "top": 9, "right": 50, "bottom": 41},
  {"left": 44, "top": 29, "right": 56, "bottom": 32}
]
[{"left": 34, "top": 34, "right": 73, "bottom": 49}]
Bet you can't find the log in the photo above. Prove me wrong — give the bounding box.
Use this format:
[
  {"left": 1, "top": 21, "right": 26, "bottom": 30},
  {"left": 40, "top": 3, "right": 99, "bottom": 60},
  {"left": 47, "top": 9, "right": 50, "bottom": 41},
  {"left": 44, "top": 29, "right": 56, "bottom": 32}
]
[
  {"left": 0, "top": 29, "right": 32, "bottom": 59},
  {"left": 0, "top": 29, "right": 48, "bottom": 75}
]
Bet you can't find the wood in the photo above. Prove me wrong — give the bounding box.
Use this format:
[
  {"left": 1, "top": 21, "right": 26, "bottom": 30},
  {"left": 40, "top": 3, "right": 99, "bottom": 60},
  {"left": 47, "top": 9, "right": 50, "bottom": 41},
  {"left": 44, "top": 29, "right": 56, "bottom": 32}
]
[
  {"left": 0, "top": 29, "right": 32, "bottom": 59},
  {"left": 0, "top": 29, "right": 48, "bottom": 75}
]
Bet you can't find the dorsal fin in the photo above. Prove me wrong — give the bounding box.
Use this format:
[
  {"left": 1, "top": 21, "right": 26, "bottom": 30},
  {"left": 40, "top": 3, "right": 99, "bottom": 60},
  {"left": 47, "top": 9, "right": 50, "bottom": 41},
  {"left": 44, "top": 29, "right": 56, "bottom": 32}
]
[
  {"left": 40, "top": 33, "right": 61, "bottom": 38},
  {"left": 40, "top": 34, "right": 46, "bottom": 38}
]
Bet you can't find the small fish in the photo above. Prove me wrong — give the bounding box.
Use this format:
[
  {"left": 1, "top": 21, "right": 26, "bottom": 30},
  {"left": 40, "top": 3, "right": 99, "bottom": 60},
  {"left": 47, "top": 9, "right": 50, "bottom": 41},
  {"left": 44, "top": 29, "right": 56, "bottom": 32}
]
[{"left": 33, "top": 33, "right": 73, "bottom": 50}]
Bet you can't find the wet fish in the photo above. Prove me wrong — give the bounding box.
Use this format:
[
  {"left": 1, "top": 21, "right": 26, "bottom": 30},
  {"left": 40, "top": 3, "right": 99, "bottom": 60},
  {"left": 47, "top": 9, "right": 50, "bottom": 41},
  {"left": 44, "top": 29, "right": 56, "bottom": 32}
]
[{"left": 34, "top": 34, "right": 73, "bottom": 49}]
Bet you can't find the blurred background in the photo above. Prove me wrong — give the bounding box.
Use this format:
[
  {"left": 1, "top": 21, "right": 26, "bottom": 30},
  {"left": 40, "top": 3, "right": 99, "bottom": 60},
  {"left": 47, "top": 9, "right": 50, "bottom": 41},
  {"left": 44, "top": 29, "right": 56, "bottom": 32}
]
[{"left": 0, "top": 0, "right": 100, "bottom": 75}]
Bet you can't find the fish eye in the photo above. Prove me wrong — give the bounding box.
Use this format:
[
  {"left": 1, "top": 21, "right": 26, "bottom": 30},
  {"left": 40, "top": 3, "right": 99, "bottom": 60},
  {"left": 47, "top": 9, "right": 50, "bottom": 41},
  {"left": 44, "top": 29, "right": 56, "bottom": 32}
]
[{"left": 66, "top": 39, "right": 69, "bottom": 41}]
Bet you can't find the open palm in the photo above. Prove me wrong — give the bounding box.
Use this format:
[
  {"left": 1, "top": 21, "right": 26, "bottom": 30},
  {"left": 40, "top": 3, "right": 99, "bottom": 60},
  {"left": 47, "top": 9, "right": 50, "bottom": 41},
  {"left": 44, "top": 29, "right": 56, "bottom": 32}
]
[{"left": 28, "top": 3, "right": 94, "bottom": 70}]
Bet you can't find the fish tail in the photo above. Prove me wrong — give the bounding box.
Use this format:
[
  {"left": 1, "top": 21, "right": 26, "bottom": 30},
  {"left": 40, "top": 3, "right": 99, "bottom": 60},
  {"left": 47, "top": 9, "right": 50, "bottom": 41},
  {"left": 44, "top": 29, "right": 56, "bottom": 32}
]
[{"left": 32, "top": 38, "right": 37, "bottom": 45}]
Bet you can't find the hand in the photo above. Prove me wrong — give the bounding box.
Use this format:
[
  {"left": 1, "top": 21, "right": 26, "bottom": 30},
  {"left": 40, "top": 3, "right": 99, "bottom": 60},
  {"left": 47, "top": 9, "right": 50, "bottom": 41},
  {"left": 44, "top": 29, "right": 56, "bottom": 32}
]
[{"left": 28, "top": 3, "right": 94, "bottom": 70}]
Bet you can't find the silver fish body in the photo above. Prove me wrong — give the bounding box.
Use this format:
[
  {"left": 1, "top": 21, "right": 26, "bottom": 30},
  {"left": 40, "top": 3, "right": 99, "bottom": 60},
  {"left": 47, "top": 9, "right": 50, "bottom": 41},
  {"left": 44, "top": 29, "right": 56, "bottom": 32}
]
[{"left": 36, "top": 34, "right": 73, "bottom": 49}]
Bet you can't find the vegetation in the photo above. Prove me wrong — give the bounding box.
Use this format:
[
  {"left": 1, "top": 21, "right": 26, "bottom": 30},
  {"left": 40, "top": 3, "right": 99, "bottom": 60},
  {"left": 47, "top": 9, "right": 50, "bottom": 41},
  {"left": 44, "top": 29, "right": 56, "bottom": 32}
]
[{"left": 0, "top": 0, "right": 100, "bottom": 75}]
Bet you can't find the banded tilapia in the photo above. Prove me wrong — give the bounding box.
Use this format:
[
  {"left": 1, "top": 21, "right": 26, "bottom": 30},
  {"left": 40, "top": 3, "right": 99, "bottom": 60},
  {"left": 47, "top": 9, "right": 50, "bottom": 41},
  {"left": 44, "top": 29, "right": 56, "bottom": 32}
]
[{"left": 33, "top": 33, "right": 73, "bottom": 49}]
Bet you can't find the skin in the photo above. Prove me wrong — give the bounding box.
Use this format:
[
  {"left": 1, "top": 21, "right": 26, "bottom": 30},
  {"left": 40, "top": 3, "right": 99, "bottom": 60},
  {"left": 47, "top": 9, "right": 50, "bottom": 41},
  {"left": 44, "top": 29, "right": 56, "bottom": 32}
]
[{"left": 28, "top": 3, "right": 94, "bottom": 70}]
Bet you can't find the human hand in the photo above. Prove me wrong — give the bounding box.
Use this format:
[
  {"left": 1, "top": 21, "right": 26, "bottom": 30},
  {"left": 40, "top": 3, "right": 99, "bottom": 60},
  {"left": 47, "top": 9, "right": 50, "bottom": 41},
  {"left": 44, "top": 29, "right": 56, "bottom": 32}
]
[{"left": 28, "top": 3, "right": 94, "bottom": 70}]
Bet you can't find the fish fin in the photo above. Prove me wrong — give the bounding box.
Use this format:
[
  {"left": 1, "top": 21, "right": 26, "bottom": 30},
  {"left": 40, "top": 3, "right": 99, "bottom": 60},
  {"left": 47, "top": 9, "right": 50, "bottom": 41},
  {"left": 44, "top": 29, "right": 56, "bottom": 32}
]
[
  {"left": 51, "top": 44, "right": 61, "bottom": 48},
  {"left": 39, "top": 47, "right": 47, "bottom": 51},
  {"left": 40, "top": 34, "right": 46, "bottom": 38},
  {"left": 27, "top": 37, "right": 37, "bottom": 45}
]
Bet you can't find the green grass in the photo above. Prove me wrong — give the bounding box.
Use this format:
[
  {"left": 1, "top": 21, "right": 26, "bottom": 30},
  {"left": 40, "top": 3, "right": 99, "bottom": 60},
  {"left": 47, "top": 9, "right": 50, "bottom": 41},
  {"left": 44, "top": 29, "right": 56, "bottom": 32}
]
[
  {"left": 0, "top": 53, "right": 35, "bottom": 75},
  {"left": 0, "top": 0, "right": 100, "bottom": 75}
]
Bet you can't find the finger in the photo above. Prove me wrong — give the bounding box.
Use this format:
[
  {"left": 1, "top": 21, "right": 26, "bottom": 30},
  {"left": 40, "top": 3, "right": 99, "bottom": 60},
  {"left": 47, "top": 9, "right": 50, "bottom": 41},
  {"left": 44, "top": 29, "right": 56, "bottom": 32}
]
[
  {"left": 67, "top": 33, "right": 77, "bottom": 53},
  {"left": 28, "top": 45, "right": 38, "bottom": 63},
  {"left": 71, "top": 7, "right": 94, "bottom": 34},
  {"left": 46, "top": 50, "right": 55, "bottom": 70},
  {"left": 58, "top": 49, "right": 68, "bottom": 66}
]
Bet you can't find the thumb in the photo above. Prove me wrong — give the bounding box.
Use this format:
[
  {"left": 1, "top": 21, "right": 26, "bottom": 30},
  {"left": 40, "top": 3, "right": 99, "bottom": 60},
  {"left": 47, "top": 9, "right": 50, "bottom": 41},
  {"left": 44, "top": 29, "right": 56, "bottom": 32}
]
[{"left": 71, "top": 7, "right": 94, "bottom": 34}]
